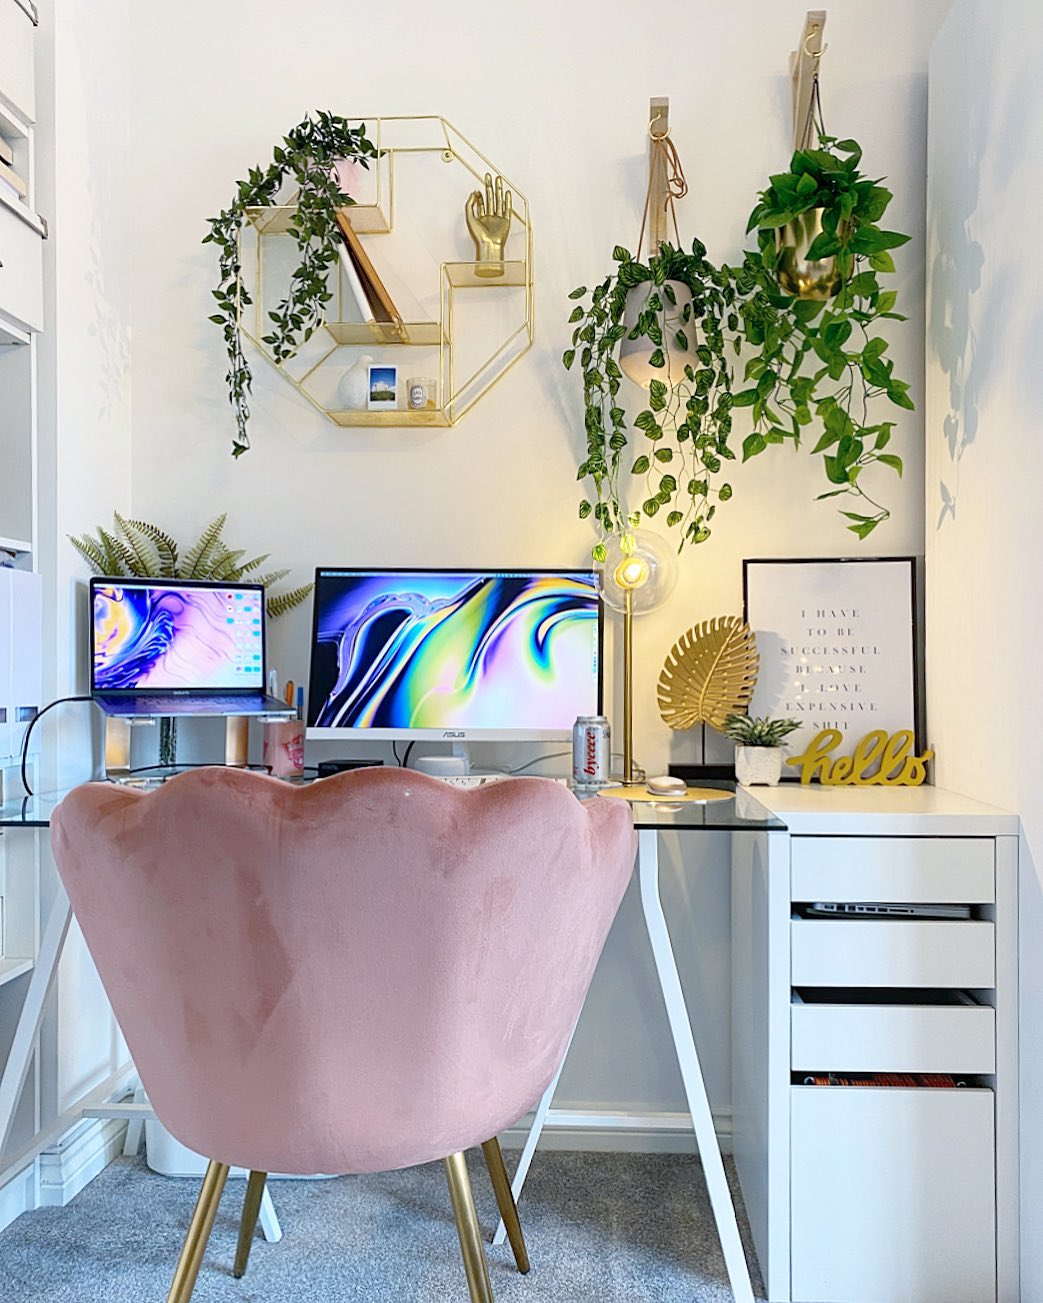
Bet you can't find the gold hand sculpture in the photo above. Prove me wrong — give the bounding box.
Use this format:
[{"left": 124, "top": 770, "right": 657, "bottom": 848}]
[{"left": 466, "top": 172, "right": 512, "bottom": 277}]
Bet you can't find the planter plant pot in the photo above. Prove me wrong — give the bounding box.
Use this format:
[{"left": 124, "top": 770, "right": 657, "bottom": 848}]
[
  {"left": 619, "top": 279, "right": 696, "bottom": 387},
  {"left": 775, "top": 208, "right": 841, "bottom": 300},
  {"left": 735, "top": 744, "right": 784, "bottom": 786}
]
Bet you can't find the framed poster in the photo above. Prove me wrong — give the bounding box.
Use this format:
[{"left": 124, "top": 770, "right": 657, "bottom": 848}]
[{"left": 742, "top": 558, "right": 923, "bottom": 775}]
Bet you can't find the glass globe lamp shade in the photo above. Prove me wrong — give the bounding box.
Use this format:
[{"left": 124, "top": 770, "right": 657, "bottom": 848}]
[{"left": 598, "top": 529, "right": 678, "bottom": 614}]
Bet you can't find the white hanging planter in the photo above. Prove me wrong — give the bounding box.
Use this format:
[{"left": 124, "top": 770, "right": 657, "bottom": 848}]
[
  {"left": 735, "top": 744, "right": 785, "bottom": 786},
  {"left": 619, "top": 279, "right": 696, "bottom": 388}
]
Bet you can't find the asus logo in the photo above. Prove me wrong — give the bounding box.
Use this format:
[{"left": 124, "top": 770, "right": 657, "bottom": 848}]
[{"left": 442, "top": 730, "right": 466, "bottom": 738}]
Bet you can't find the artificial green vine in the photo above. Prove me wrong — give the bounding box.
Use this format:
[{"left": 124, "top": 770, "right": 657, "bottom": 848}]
[
  {"left": 734, "top": 135, "right": 913, "bottom": 538},
  {"left": 204, "top": 112, "right": 377, "bottom": 457},
  {"left": 565, "top": 240, "right": 745, "bottom": 560}
]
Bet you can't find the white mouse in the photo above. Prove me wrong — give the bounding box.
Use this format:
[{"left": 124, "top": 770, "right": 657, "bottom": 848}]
[{"left": 646, "top": 775, "right": 687, "bottom": 796}]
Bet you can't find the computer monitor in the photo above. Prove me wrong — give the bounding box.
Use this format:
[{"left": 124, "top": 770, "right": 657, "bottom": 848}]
[{"left": 306, "top": 568, "right": 602, "bottom": 741}]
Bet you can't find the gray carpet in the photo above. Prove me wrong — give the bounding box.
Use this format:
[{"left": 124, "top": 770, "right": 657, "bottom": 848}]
[{"left": 0, "top": 1151, "right": 767, "bottom": 1301}]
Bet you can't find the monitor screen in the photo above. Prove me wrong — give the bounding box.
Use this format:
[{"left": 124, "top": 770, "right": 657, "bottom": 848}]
[
  {"left": 307, "top": 568, "right": 602, "bottom": 740},
  {"left": 90, "top": 578, "right": 267, "bottom": 693}
]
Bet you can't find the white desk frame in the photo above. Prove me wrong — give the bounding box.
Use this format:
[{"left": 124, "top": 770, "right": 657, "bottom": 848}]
[{"left": 495, "top": 826, "right": 778, "bottom": 1303}]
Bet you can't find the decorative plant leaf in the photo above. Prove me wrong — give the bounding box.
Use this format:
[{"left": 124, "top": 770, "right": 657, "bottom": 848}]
[
  {"left": 657, "top": 616, "right": 760, "bottom": 731},
  {"left": 68, "top": 514, "right": 308, "bottom": 619}
]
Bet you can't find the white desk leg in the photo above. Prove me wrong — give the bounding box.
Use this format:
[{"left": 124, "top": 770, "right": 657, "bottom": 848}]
[
  {"left": 0, "top": 883, "right": 73, "bottom": 1156},
  {"left": 638, "top": 828, "right": 755, "bottom": 1303},
  {"left": 258, "top": 1186, "right": 283, "bottom": 1243},
  {"left": 122, "top": 1082, "right": 147, "bottom": 1157},
  {"left": 490, "top": 1024, "right": 577, "bottom": 1247}
]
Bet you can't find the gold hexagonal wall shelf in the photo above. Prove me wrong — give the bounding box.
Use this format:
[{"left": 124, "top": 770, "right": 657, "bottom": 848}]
[{"left": 237, "top": 116, "right": 533, "bottom": 429}]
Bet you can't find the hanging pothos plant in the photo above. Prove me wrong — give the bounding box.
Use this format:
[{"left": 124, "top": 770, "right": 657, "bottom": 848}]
[
  {"left": 564, "top": 240, "right": 746, "bottom": 562},
  {"left": 734, "top": 134, "right": 914, "bottom": 539},
  {"left": 204, "top": 111, "right": 377, "bottom": 458},
  {"left": 565, "top": 134, "right": 914, "bottom": 554}
]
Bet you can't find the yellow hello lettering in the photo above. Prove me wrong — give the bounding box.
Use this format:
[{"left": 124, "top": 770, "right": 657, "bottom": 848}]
[{"left": 786, "top": 728, "right": 935, "bottom": 786}]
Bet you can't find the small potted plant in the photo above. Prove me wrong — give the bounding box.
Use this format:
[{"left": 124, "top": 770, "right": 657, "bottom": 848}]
[{"left": 722, "top": 713, "right": 800, "bottom": 786}]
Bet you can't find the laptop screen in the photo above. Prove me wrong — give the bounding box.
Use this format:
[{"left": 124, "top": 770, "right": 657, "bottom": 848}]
[{"left": 90, "top": 579, "right": 267, "bottom": 693}]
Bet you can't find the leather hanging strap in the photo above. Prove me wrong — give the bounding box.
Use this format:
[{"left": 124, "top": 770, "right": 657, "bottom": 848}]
[{"left": 636, "top": 131, "right": 688, "bottom": 260}]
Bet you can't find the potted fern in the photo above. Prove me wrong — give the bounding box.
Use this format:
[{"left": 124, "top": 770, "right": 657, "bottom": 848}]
[{"left": 722, "top": 713, "right": 800, "bottom": 786}]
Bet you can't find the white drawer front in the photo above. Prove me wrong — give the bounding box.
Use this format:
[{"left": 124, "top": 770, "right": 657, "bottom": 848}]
[
  {"left": 0, "top": 199, "right": 42, "bottom": 331},
  {"left": 791, "top": 1000, "right": 995, "bottom": 1073},
  {"left": 791, "top": 836, "right": 994, "bottom": 903},
  {"left": 0, "top": 0, "right": 35, "bottom": 123},
  {"left": 791, "top": 918, "right": 995, "bottom": 988},
  {"left": 791, "top": 1086, "right": 996, "bottom": 1302}
]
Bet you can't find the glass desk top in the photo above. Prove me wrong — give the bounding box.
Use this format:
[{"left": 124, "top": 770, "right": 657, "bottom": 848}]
[{"left": 1, "top": 778, "right": 785, "bottom": 831}]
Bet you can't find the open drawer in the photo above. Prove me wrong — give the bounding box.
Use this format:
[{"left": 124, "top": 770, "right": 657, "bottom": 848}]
[
  {"left": 791, "top": 1084, "right": 996, "bottom": 1302},
  {"left": 791, "top": 989, "right": 995, "bottom": 1073},
  {"left": 791, "top": 917, "right": 994, "bottom": 988}
]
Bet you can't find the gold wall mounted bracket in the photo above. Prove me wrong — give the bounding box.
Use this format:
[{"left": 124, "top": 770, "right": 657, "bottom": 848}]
[
  {"left": 791, "top": 10, "right": 827, "bottom": 152},
  {"left": 647, "top": 96, "right": 670, "bottom": 257}
]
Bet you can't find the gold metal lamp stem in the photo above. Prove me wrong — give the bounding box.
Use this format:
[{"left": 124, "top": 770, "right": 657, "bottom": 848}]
[{"left": 623, "top": 585, "right": 635, "bottom": 784}]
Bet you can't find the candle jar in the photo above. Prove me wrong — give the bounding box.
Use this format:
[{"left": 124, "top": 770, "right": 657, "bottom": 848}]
[{"left": 406, "top": 376, "right": 438, "bottom": 411}]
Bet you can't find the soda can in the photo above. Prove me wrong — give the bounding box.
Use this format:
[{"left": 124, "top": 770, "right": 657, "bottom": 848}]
[{"left": 572, "top": 715, "right": 611, "bottom": 786}]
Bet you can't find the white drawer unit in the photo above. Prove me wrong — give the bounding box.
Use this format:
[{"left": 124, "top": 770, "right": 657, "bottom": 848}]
[
  {"left": 791, "top": 835, "right": 994, "bottom": 903},
  {"left": 790, "top": 1086, "right": 996, "bottom": 1303},
  {"left": 791, "top": 917, "right": 995, "bottom": 988},
  {"left": 0, "top": 0, "right": 36, "bottom": 123},
  {"left": 731, "top": 787, "right": 1019, "bottom": 1303},
  {"left": 791, "top": 995, "right": 996, "bottom": 1074},
  {"left": 0, "top": 198, "right": 43, "bottom": 333}
]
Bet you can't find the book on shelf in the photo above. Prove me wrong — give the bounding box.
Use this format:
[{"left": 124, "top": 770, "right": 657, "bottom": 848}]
[
  {"left": 335, "top": 211, "right": 404, "bottom": 339},
  {"left": 0, "top": 159, "right": 27, "bottom": 198},
  {"left": 802, "top": 1072, "right": 968, "bottom": 1088},
  {"left": 337, "top": 237, "right": 376, "bottom": 326},
  {"left": 0, "top": 137, "right": 14, "bottom": 167}
]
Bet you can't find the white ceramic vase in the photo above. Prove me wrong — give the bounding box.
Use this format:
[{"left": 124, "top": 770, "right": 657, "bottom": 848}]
[
  {"left": 734, "top": 745, "right": 784, "bottom": 786},
  {"left": 618, "top": 279, "right": 696, "bottom": 388},
  {"left": 336, "top": 354, "right": 374, "bottom": 411}
]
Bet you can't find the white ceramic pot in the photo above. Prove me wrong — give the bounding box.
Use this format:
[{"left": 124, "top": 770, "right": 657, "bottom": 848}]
[
  {"left": 619, "top": 279, "right": 696, "bottom": 388},
  {"left": 734, "top": 745, "right": 784, "bottom": 786}
]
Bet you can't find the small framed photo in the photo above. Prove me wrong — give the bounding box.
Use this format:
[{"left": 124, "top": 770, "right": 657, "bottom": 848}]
[
  {"left": 367, "top": 365, "right": 398, "bottom": 410},
  {"left": 743, "top": 557, "right": 923, "bottom": 774}
]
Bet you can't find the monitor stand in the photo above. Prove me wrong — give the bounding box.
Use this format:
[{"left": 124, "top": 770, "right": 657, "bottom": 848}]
[{"left": 412, "top": 743, "right": 472, "bottom": 779}]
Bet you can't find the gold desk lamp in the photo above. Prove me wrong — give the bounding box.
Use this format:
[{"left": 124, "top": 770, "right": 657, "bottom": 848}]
[{"left": 598, "top": 529, "right": 677, "bottom": 784}]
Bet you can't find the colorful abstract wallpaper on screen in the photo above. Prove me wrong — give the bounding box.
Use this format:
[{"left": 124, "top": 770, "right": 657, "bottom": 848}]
[
  {"left": 92, "top": 584, "right": 264, "bottom": 690},
  {"left": 309, "top": 571, "right": 600, "bottom": 731}
]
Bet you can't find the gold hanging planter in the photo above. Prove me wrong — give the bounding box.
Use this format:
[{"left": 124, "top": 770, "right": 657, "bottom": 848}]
[{"left": 775, "top": 207, "right": 841, "bottom": 300}]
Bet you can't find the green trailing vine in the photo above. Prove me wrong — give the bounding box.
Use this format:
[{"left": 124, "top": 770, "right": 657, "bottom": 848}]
[
  {"left": 69, "top": 512, "right": 312, "bottom": 619},
  {"left": 564, "top": 135, "right": 914, "bottom": 553},
  {"left": 204, "top": 111, "right": 377, "bottom": 457},
  {"left": 565, "top": 240, "right": 746, "bottom": 561},
  {"left": 734, "top": 135, "right": 914, "bottom": 539}
]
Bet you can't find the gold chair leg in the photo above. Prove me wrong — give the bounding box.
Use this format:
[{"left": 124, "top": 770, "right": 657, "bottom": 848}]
[
  {"left": 167, "top": 1160, "right": 230, "bottom": 1303},
  {"left": 233, "top": 1170, "right": 268, "bottom": 1278},
  {"left": 444, "top": 1151, "right": 495, "bottom": 1303},
  {"left": 481, "top": 1138, "right": 530, "bottom": 1274}
]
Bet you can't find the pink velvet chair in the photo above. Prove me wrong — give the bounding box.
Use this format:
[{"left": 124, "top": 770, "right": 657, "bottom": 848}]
[{"left": 50, "top": 766, "right": 635, "bottom": 1302}]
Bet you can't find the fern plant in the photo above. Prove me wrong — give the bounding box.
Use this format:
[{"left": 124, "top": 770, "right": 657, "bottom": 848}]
[
  {"left": 69, "top": 513, "right": 312, "bottom": 619},
  {"left": 722, "top": 713, "right": 800, "bottom": 748}
]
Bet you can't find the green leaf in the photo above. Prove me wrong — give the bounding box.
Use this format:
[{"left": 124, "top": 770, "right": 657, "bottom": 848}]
[
  {"left": 719, "top": 483, "right": 733, "bottom": 501},
  {"left": 631, "top": 455, "right": 650, "bottom": 474},
  {"left": 568, "top": 286, "right": 587, "bottom": 300},
  {"left": 648, "top": 349, "right": 666, "bottom": 369},
  {"left": 731, "top": 389, "right": 758, "bottom": 408},
  {"left": 877, "top": 453, "right": 903, "bottom": 476},
  {"left": 562, "top": 348, "right": 576, "bottom": 370},
  {"left": 743, "top": 433, "right": 767, "bottom": 461},
  {"left": 569, "top": 306, "right": 584, "bottom": 323},
  {"left": 579, "top": 500, "right": 592, "bottom": 518}
]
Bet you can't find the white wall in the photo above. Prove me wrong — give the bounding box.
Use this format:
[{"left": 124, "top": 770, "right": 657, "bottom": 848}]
[
  {"left": 105, "top": 0, "right": 947, "bottom": 1126},
  {"left": 927, "top": 0, "right": 1043, "bottom": 1289}
]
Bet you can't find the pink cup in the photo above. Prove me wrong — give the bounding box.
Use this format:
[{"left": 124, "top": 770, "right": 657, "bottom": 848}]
[{"left": 263, "top": 720, "right": 305, "bottom": 779}]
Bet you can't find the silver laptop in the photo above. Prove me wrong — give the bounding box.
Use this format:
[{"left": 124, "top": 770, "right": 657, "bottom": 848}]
[
  {"left": 806, "top": 901, "right": 972, "bottom": 920},
  {"left": 90, "top": 577, "right": 293, "bottom": 718}
]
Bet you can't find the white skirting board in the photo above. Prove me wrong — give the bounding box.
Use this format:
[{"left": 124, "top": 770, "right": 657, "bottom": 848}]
[
  {"left": 502, "top": 1107, "right": 734, "bottom": 1155},
  {"left": 0, "top": 1116, "right": 127, "bottom": 1233}
]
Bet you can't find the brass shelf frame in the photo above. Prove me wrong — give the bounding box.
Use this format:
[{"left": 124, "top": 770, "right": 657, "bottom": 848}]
[{"left": 237, "top": 115, "right": 533, "bottom": 431}]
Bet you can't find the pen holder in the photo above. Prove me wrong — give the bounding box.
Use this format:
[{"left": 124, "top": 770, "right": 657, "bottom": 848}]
[{"left": 263, "top": 720, "right": 305, "bottom": 779}]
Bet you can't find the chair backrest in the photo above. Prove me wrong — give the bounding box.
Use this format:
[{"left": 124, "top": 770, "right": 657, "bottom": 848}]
[{"left": 51, "top": 768, "right": 635, "bottom": 1175}]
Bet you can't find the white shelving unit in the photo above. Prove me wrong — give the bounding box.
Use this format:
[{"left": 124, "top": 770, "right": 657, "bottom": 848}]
[
  {"left": 732, "top": 785, "right": 1019, "bottom": 1303},
  {"left": 0, "top": 0, "right": 45, "bottom": 1180}
]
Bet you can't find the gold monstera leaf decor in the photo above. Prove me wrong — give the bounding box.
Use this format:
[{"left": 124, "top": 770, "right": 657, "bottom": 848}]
[{"left": 658, "top": 616, "right": 759, "bottom": 732}]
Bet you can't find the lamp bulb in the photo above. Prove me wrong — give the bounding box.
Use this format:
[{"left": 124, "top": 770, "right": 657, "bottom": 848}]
[{"left": 615, "top": 556, "right": 651, "bottom": 590}]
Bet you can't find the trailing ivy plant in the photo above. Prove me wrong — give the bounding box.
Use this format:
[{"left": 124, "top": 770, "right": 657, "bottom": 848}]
[
  {"left": 564, "top": 241, "right": 747, "bottom": 561},
  {"left": 734, "top": 135, "right": 914, "bottom": 539},
  {"left": 70, "top": 512, "right": 312, "bottom": 619},
  {"left": 204, "top": 112, "right": 377, "bottom": 458}
]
